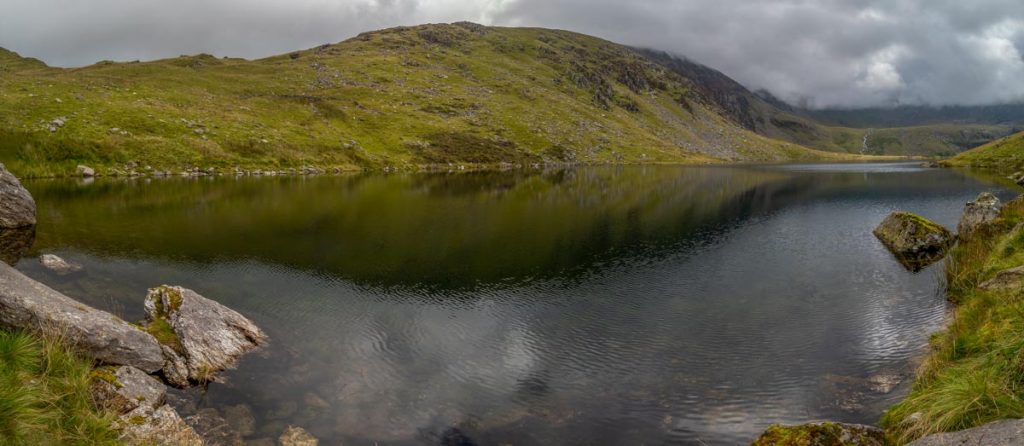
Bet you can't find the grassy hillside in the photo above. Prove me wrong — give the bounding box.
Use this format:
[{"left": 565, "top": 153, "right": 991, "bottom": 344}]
[
  {"left": 0, "top": 23, "right": 848, "bottom": 178},
  {"left": 946, "top": 131, "right": 1024, "bottom": 172},
  {"left": 639, "top": 51, "right": 1017, "bottom": 157}
]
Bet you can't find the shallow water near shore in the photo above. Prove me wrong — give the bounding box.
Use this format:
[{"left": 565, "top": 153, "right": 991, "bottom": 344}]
[{"left": 14, "top": 163, "right": 1021, "bottom": 445}]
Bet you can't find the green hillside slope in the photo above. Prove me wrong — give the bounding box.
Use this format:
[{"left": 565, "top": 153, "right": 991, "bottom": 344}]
[
  {"left": 0, "top": 23, "right": 848, "bottom": 178},
  {"left": 946, "top": 131, "right": 1024, "bottom": 172}
]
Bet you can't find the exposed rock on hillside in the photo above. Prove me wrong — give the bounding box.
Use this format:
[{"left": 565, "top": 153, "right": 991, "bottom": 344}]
[
  {"left": 958, "top": 192, "right": 1001, "bottom": 236},
  {"left": 979, "top": 265, "right": 1024, "bottom": 292},
  {"left": 0, "top": 262, "right": 165, "bottom": 371},
  {"left": 874, "top": 212, "right": 954, "bottom": 271},
  {"left": 752, "top": 422, "right": 885, "bottom": 446},
  {"left": 0, "top": 163, "right": 36, "bottom": 228},
  {"left": 144, "top": 285, "right": 267, "bottom": 386}
]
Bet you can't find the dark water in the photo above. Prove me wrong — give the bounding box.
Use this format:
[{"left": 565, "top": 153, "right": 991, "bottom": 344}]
[{"left": 13, "top": 164, "right": 1021, "bottom": 445}]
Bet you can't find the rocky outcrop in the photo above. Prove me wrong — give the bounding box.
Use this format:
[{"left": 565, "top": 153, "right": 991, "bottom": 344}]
[
  {"left": 279, "top": 426, "right": 319, "bottom": 446},
  {"left": 76, "top": 164, "right": 95, "bottom": 177},
  {"left": 874, "top": 212, "right": 954, "bottom": 271},
  {"left": 91, "top": 365, "right": 203, "bottom": 445},
  {"left": 958, "top": 192, "right": 1002, "bottom": 236},
  {"left": 39, "top": 253, "right": 83, "bottom": 275},
  {"left": 752, "top": 422, "right": 884, "bottom": 446},
  {"left": 0, "top": 163, "right": 36, "bottom": 229},
  {"left": 979, "top": 266, "right": 1024, "bottom": 292},
  {"left": 144, "top": 285, "right": 266, "bottom": 386},
  {"left": 0, "top": 262, "right": 165, "bottom": 371},
  {"left": 907, "top": 418, "right": 1024, "bottom": 445}
]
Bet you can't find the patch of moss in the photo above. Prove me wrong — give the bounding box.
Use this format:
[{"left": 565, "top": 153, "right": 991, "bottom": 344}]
[
  {"left": 753, "top": 422, "right": 883, "bottom": 446},
  {"left": 127, "top": 415, "right": 146, "bottom": 426},
  {"left": 143, "top": 318, "right": 183, "bottom": 355},
  {"left": 90, "top": 367, "right": 122, "bottom": 389}
]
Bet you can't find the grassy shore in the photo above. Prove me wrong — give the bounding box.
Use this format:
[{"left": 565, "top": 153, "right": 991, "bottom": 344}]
[
  {"left": 0, "top": 329, "right": 118, "bottom": 445},
  {"left": 882, "top": 195, "right": 1024, "bottom": 443},
  {"left": 945, "top": 131, "right": 1024, "bottom": 173}
]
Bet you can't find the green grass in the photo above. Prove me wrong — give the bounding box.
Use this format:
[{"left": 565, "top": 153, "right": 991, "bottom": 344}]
[
  {"left": 946, "top": 131, "right": 1024, "bottom": 173},
  {"left": 0, "top": 23, "right": 856, "bottom": 178},
  {"left": 0, "top": 329, "right": 119, "bottom": 445},
  {"left": 883, "top": 196, "right": 1024, "bottom": 443}
]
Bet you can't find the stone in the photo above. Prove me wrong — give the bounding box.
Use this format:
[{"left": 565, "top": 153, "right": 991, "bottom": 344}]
[
  {"left": 223, "top": 404, "right": 257, "bottom": 437},
  {"left": 144, "top": 285, "right": 266, "bottom": 385},
  {"left": 0, "top": 226, "right": 35, "bottom": 266},
  {"left": 279, "top": 426, "right": 319, "bottom": 446},
  {"left": 979, "top": 266, "right": 1024, "bottom": 292},
  {"left": 1010, "top": 172, "right": 1024, "bottom": 186},
  {"left": 958, "top": 192, "right": 1002, "bottom": 236},
  {"left": 38, "top": 253, "right": 83, "bottom": 275},
  {"left": 874, "top": 212, "right": 954, "bottom": 271},
  {"left": 76, "top": 164, "right": 95, "bottom": 177},
  {"left": 753, "top": 422, "right": 885, "bottom": 446},
  {"left": 119, "top": 404, "right": 204, "bottom": 446},
  {"left": 185, "top": 408, "right": 245, "bottom": 446},
  {"left": 160, "top": 344, "right": 191, "bottom": 387},
  {"left": 0, "top": 262, "right": 164, "bottom": 372},
  {"left": 0, "top": 163, "right": 36, "bottom": 229},
  {"left": 907, "top": 418, "right": 1024, "bottom": 446},
  {"left": 91, "top": 365, "right": 166, "bottom": 415}
]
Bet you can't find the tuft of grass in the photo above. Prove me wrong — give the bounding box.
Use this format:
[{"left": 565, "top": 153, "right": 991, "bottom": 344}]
[
  {"left": 883, "top": 196, "right": 1024, "bottom": 443},
  {"left": 0, "top": 329, "right": 119, "bottom": 445}
]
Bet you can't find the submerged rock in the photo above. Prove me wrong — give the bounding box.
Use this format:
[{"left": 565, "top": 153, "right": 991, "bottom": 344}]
[
  {"left": 39, "top": 253, "right": 83, "bottom": 275},
  {"left": 752, "top": 422, "right": 885, "bottom": 446},
  {"left": 185, "top": 408, "right": 245, "bottom": 446},
  {"left": 907, "top": 418, "right": 1024, "bottom": 445},
  {"left": 958, "top": 192, "right": 1001, "bottom": 236},
  {"left": 0, "top": 262, "right": 164, "bottom": 372},
  {"left": 979, "top": 265, "right": 1024, "bottom": 292},
  {"left": 144, "top": 285, "right": 267, "bottom": 385},
  {"left": 279, "top": 426, "right": 319, "bottom": 446},
  {"left": 0, "top": 163, "right": 36, "bottom": 229},
  {"left": 0, "top": 226, "right": 35, "bottom": 266},
  {"left": 874, "top": 212, "right": 954, "bottom": 271}
]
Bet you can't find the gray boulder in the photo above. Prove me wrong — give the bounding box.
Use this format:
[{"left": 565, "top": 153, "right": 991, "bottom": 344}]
[
  {"left": 119, "top": 404, "right": 204, "bottom": 446},
  {"left": 0, "top": 163, "right": 36, "bottom": 229},
  {"left": 0, "top": 262, "right": 164, "bottom": 372},
  {"left": 908, "top": 418, "right": 1024, "bottom": 445},
  {"left": 874, "top": 211, "right": 954, "bottom": 271},
  {"left": 91, "top": 365, "right": 167, "bottom": 415},
  {"left": 979, "top": 266, "right": 1024, "bottom": 292},
  {"left": 39, "top": 253, "right": 83, "bottom": 275},
  {"left": 144, "top": 285, "right": 266, "bottom": 385},
  {"left": 958, "top": 192, "right": 1002, "bottom": 236},
  {"left": 76, "top": 164, "right": 95, "bottom": 177}
]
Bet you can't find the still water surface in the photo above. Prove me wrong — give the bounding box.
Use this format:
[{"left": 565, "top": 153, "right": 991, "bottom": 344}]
[{"left": 15, "top": 163, "right": 1020, "bottom": 445}]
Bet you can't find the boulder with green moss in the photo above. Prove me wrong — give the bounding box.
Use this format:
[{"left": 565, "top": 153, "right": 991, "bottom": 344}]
[
  {"left": 144, "top": 285, "right": 267, "bottom": 386},
  {"left": 874, "top": 211, "right": 954, "bottom": 271},
  {"left": 752, "top": 422, "right": 884, "bottom": 446}
]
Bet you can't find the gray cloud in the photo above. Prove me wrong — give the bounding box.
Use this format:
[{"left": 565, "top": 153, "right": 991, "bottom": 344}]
[{"left": 1, "top": 0, "right": 1022, "bottom": 108}]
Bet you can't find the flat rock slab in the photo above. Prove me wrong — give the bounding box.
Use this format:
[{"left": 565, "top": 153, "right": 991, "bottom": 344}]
[
  {"left": 908, "top": 418, "right": 1024, "bottom": 446},
  {"left": 0, "top": 262, "right": 164, "bottom": 372}
]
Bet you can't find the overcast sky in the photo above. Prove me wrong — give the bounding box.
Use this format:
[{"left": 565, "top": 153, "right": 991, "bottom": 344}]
[{"left": 2, "top": 0, "right": 1023, "bottom": 108}]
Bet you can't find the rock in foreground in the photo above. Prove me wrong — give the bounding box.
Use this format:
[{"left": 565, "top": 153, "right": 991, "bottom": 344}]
[
  {"left": 0, "top": 163, "right": 36, "bottom": 229},
  {"left": 752, "top": 422, "right": 885, "bottom": 446},
  {"left": 145, "top": 285, "right": 267, "bottom": 386},
  {"left": 958, "top": 192, "right": 1001, "bottom": 236},
  {"left": 874, "top": 212, "right": 954, "bottom": 271},
  {"left": 0, "top": 262, "right": 165, "bottom": 372},
  {"left": 907, "top": 418, "right": 1024, "bottom": 446},
  {"left": 90, "top": 365, "right": 203, "bottom": 445}
]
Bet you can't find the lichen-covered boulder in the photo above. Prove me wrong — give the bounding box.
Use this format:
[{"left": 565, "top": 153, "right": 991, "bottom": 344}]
[
  {"left": 907, "top": 418, "right": 1024, "bottom": 446},
  {"left": 874, "top": 212, "right": 954, "bottom": 271},
  {"left": 979, "top": 265, "right": 1024, "bottom": 292},
  {"left": 91, "top": 365, "right": 167, "bottom": 415},
  {"left": 752, "top": 422, "right": 885, "bottom": 446},
  {"left": 0, "top": 163, "right": 36, "bottom": 229},
  {"left": 958, "top": 192, "right": 1002, "bottom": 236},
  {"left": 0, "top": 262, "right": 164, "bottom": 372},
  {"left": 280, "top": 426, "right": 319, "bottom": 446},
  {"left": 144, "top": 285, "right": 267, "bottom": 386},
  {"left": 119, "top": 404, "right": 204, "bottom": 446}
]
